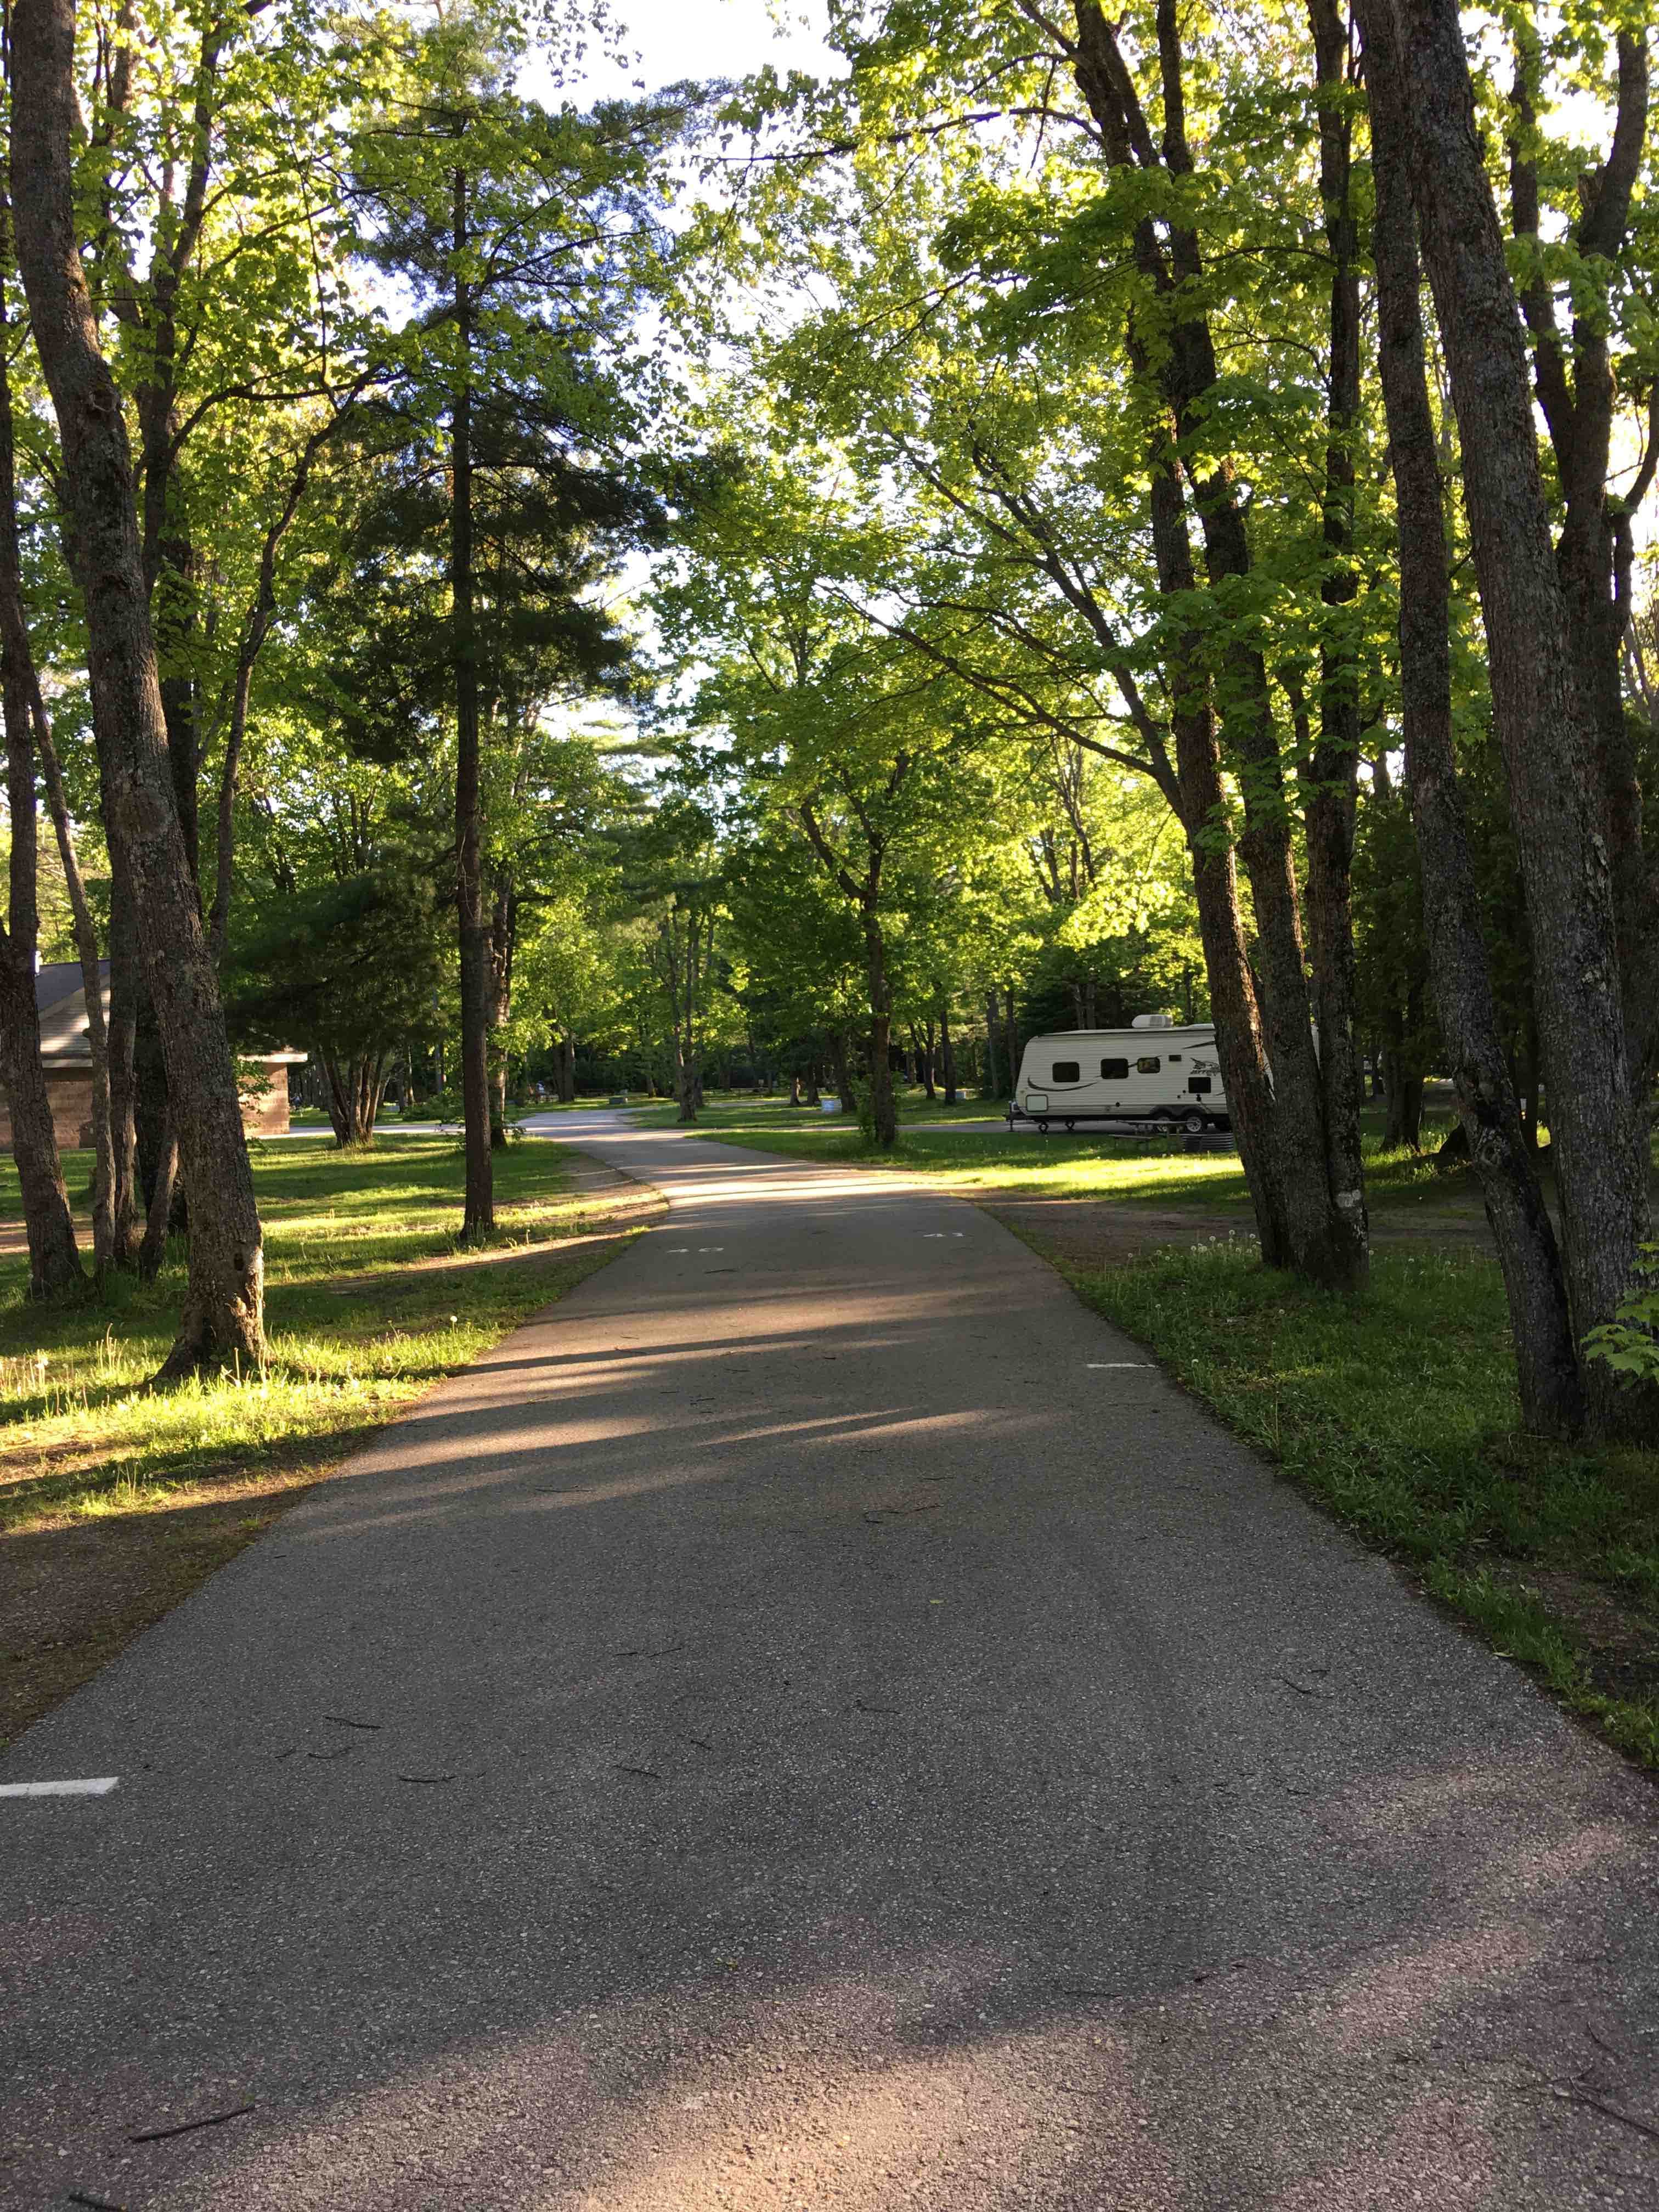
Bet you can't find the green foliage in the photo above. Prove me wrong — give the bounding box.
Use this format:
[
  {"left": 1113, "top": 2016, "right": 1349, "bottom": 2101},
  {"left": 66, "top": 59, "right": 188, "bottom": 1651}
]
[
  {"left": 225, "top": 867, "right": 448, "bottom": 1069},
  {"left": 1583, "top": 1245, "right": 1659, "bottom": 1385}
]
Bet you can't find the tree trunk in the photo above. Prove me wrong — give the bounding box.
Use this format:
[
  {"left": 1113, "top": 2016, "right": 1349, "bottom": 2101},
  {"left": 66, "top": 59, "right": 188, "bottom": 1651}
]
[
  {"left": 137, "top": 1114, "right": 178, "bottom": 1282},
  {"left": 0, "top": 276, "right": 79, "bottom": 1297},
  {"left": 13, "top": 0, "right": 264, "bottom": 1376},
  {"left": 983, "top": 991, "right": 1002, "bottom": 1097},
  {"left": 1069, "top": 0, "right": 1363, "bottom": 1291},
  {"left": 1001, "top": 982, "right": 1018, "bottom": 1109},
  {"left": 104, "top": 850, "right": 140, "bottom": 1265},
  {"left": 922, "top": 1019, "right": 937, "bottom": 1099},
  {"left": 1302, "top": 0, "right": 1371, "bottom": 1288},
  {"left": 1149, "top": 456, "right": 1290, "bottom": 1263},
  {"left": 1384, "top": 0, "right": 1647, "bottom": 1435},
  {"left": 31, "top": 695, "right": 113, "bottom": 1274},
  {"left": 830, "top": 1028, "right": 855, "bottom": 1113},
  {"left": 940, "top": 1001, "right": 957, "bottom": 1103},
  {"left": 1360, "top": 0, "right": 1584, "bottom": 1436},
  {"left": 788, "top": 1072, "right": 802, "bottom": 1107},
  {"left": 866, "top": 913, "right": 897, "bottom": 1147},
  {"left": 450, "top": 164, "right": 493, "bottom": 1239}
]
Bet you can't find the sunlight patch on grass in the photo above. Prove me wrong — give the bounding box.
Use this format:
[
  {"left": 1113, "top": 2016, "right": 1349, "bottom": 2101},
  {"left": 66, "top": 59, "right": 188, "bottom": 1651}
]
[{"left": 0, "top": 1138, "right": 640, "bottom": 1534}]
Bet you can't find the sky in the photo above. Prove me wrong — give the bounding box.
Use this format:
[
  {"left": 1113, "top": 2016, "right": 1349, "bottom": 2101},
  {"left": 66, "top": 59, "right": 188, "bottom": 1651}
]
[{"left": 567, "top": 0, "right": 839, "bottom": 101}]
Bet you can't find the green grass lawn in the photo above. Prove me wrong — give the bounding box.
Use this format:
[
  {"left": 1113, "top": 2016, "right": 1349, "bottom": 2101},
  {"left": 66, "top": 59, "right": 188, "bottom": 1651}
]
[
  {"left": 0, "top": 1136, "right": 640, "bottom": 1532},
  {"left": 624, "top": 1090, "right": 1470, "bottom": 1214}
]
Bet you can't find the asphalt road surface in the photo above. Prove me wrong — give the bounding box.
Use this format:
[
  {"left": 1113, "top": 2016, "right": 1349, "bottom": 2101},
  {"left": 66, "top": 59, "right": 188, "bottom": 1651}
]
[{"left": 4, "top": 1111, "right": 1657, "bottom": 2210}]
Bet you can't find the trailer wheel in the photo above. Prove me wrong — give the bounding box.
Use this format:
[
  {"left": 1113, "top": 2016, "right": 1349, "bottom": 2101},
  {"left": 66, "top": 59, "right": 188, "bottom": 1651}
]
[
  {"left": 1181, "top": 1109, "right": 1206, "bottom": 1136},
  {"left": 1063, "top": 1118, "right": 1075, "bottom": 1132},
  {"left": 1036, "top": 1119, "right": 1050, "bottom": 1133}
]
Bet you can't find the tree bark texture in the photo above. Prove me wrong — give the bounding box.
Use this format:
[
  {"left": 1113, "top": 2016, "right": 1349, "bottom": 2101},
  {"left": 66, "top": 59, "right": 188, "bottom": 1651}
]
[
  {"left": 1365, "top": 0, "right": 1583, "bottom": 1433},
  {"left": 0, "top": 656, "right": 81, "bottom": 1295},
  {"left": 30, "top": 687, "right": 114, "bottom": 1273},
  {"left": 137, "top": 1115, "right": 179, "bottom": 1282},
  {"left": 103, "top": 849, "right": 140, "bottom": 1263},
  {"left": 1069, "top": 0, "right": 1365, "bottom": 1290},
  {"left": 940, "top": 1001, "right": 957, "bottom": 1103},
  {"left": 1508, "top": 28, "right": 1659, "bottom": 1103},
  {"left": 0, "top": 249, "right": 80, "bottom": 1296},
  {"left": 1301, "top": 0, "right": 1371, "bottom": 1284},
  {"left": 320, "top": 1049, "right": 386, "bottom": 1146},
  {"left": 1150, "top": 458, "right": 1292, "bottom": 1266},
  {"left": 450, "top": 163, "right": 494, "bottom": 1238},
  {"left": 1381, "top": 0, "right": 1649, "bottom": 1434},
  {"left": 12, "top": 0, "right": 264, "bottom": 1375}
]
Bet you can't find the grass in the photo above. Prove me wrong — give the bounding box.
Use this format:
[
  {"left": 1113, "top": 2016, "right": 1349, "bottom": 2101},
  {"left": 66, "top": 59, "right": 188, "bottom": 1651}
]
[
  {"left": 627, "top": 1090, "right": 1476, "bottom": 1214},
  {"left": 0, "top": 1135, "right": 651, "bottom": 1745},
  {"left": 1065, "top": 1237, "right": 1659, "bottom": 1766}
]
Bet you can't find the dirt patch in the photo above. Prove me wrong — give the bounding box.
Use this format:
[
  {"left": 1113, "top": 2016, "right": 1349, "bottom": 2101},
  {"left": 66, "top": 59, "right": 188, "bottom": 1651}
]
[
  {"left": 1, "top": 1466, "right": 326, "bottom": 1747},
  {"left": 1495, "top": 1564, "right": 1659, "bottom": 1707}
]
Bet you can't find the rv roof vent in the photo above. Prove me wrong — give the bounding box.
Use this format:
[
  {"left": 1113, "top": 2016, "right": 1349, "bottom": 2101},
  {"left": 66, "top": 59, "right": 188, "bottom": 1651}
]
[{"left": 1131, "top": 1012, "right": 1175, "bottom": 1030}]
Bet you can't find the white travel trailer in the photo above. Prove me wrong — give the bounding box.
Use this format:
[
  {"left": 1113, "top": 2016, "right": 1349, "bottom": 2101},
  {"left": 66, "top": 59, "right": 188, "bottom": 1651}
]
[{"left": 1009, "top": 1014, "right": 1229, "bottom": 1135}]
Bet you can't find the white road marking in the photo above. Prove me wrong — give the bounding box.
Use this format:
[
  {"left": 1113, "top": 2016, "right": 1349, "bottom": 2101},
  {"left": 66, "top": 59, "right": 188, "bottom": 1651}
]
[
  {"left": 697, "top": 1246, "right": 724, "bottom": 1252},
  {"left": 1088, "top": 1363, "right": 1152, "bottom": 1370},
  {"left": 0, "top": 1776, "right": 119, "bottom": 1798}
]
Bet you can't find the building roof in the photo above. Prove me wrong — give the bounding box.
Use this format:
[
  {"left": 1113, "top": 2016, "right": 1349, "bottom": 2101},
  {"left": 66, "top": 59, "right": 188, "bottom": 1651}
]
[{"left": 32, "top": 962, "right": 304, "bottom": 1066}]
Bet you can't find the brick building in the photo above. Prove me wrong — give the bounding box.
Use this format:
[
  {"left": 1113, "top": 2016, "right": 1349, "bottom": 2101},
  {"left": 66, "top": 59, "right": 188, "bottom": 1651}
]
[{"left": 0, "top": 963, "right": 304, "bottom": 1150}]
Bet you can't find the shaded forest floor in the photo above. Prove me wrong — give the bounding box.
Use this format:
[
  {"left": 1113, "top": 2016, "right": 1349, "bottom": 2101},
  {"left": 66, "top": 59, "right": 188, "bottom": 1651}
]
[
  {"left": 663, "top": 1090, "right": 1659, "bottom": 1772},
  {"left": 0, "top": 1137, "right": 657, "bottom": 1747}
]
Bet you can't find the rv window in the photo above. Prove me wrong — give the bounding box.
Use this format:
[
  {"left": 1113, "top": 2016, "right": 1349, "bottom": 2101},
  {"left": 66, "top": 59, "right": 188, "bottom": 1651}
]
[
  {"left": 1168, "top": 1053, "right": 1182, "bottom": 1062},
  {"left": 1051, "top": 1060, "right": 1081, "bottom": 1082},
  {"left": 1100, "top": 1057, "right": 1128, "bottom": 1080},
  {"left": 1189, "top": 1077, "right": 1212, "bottom": 1096},
  {"left": 1136, "top": 1055, "right": 1160, "bottom": 1075}
]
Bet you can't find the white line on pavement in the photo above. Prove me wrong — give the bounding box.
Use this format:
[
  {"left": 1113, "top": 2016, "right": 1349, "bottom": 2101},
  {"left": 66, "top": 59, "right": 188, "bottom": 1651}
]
[{"left": 0, "top": 1776, "right": 120, "bottom": 1799}]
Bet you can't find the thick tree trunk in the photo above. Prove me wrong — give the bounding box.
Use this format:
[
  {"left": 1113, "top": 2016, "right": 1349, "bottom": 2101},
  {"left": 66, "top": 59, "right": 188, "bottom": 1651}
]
[
  {"left": 1383, "top": 0, "right": 1648, "bottom": 1434},
  {"left": 1361, "top": 0, "right": 1584, "bottom": 1436},
  {"left": 1001, "top": 981, "right": 1018, "bottom": 1109},
  {"left": 788, "top": 1072, "right": 802, "bottom": 1107},
  {"left": 13, "top": 0, "right": 263, "bottom": 1376},
  {"left": 940, "top": 1001, "right": 957, "bottom": 1103},
  {"left": 559, "top": 1031, "right": 576, "bottom": 1104},
  {"left": 450, "top": 166, "right": 493, "bottom": 1240},
  {"left": 983, "top": 992, "right": 1002, "bottom": 1097}
]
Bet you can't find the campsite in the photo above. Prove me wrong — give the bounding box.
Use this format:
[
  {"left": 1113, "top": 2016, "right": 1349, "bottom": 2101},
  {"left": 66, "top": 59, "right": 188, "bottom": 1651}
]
[{"left": 2, "top": 0, "right": 1658, "bottom": 2200}]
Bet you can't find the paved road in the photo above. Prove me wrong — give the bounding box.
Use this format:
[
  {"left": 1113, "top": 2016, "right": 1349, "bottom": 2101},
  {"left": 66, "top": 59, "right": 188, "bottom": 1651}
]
[{"left": 3, "top": 1112, "right": 1657, "bottom": 2210}]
